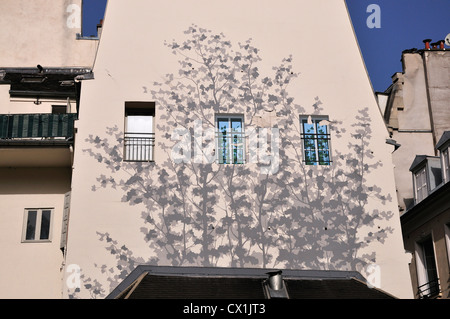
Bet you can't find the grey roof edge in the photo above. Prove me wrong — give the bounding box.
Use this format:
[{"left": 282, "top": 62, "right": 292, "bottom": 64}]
[
  {"left": 106, "top": 265, "right": 367, "bottom": 299},
  {"left": 435, "top": 131, "right": 450, "bottom": 150}
]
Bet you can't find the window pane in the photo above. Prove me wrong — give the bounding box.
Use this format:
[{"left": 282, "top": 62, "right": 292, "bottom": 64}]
[
  {"left": 126, "top": 115, "right": 153, "bottom": 134},
  {"left": 305, "top": 150, "right": 317, "bottom": 165},
  {"left": 316, "top": 123, "right": 328, "bottom": 135},
  {"left": 39, "top": 210, "right": 51, "bottom": 240},
  {"left": 217, "top": 118, "right": 229, "bottom": 132},
  {"left": 218, "top": 131, "right": 228, "bottom": 164},
  {"left": 318, "top": 150, "right": 330, "bottom": 165},
  {"left": 216, "top": 117, "right": 244, "bottom": 164},
  {"left": 231, "top": 118, "right": 243, "bottom": 132},
  {"left": 302, "top": 122, "right": 315, "bottom": 134},
  {"left": 25, "top": 210, "right": 37, "bottom": 240}
]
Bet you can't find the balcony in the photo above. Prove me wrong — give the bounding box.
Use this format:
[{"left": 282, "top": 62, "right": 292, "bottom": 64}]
[
  {"left": 0, "top": 113, "right": 76, "bottom": 141},
  {"left": 124, "top": 132, "right": 155, "bottom": 162},
  {"left": 417, "top": 278, "right": 441, "bottom": 299},
  {"left": 0, "top": 113, "right": 76, "bottom": 167}
]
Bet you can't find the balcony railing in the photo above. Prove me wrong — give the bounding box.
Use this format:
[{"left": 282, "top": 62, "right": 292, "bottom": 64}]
[
  {"left": 124, "top": 132, "right": 155, "bottom": 162},
  {"left": 417, "top": 278, "right": 440, "bottom": 299},
  {"left": 0, "top": 113, "right": 76, "bottom": 140}
]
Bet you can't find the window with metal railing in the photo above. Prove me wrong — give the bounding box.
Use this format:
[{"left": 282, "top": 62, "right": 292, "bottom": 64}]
[
  {"left": 124, "top": 102, "right": 155, "bottom": 162},
  {"left": 300, "top": 115, "right": 331, "bottom": 165},
  {"left": 124, "top": 132, "right": 155, "bottom": 161},
  {"left": 216, "top": 116, "right": 245, "bottom": 164},
  {"left": 415, "top": 236, "right": 440, "bottom": 299},
  {"left": 417, "top": 278, "right": 440, "bottom": 299}
]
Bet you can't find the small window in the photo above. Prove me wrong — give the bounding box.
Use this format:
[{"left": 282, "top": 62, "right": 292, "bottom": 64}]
[
  {"left": 124, "top": 102, "right": 155, "bottom": 162},
  {"left": 300, "top": 116, "right": 331, "bottom": 165},
  {"left": 414, "top": 166, "right": 428, "bottom": 203},
  {"left": 22, "top": 209, "right": 53, "bottom": 242},
  {"left": 216, "top": 115, "right": 245, "bottom": 164}
]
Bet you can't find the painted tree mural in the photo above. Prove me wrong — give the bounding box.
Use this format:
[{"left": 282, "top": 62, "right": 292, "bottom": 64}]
[{"left": 72, "top": 25, "right": 394, "bottom": 298}]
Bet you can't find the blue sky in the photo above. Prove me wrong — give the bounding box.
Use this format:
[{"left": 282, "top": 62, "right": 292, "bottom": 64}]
[{"left": 82, "top": 0, "right": 450, "bottom": 93}]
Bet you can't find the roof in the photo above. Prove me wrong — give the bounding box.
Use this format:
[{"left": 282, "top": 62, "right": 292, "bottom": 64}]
[
  {"left": 436, "top": 131, "right": 450, "bottom": 150},
  {"left": 409, "top": 155, "right": 428, "bottom": 172},
  {"left": 106, "top": 265, "right": 396, "bottom": 299}
]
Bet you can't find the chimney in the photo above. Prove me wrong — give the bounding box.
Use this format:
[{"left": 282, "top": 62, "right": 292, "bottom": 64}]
[
  {"left": 439, "top": 40, "right": 445, "bottom": 50},
  {"left": 423, "top": 39, "right": 432, "bottom": 50},
  {"left": 264, "top": 271, "right": 289, "bottom": 299},
  {"left": 268, "top": 270, "right": 283, "bottom": 290}
]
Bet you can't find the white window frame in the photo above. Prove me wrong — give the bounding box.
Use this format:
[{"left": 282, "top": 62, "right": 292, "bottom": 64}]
[
  {"left": 215, "top": 115, "right": 245, "bottom": 164},
  {"left": 414, "top": 166, "right": 428, "bottom": 204},
  {"left": 124, "top": 103, "right": 155, "bottom": 162},
  {"left": 441, "top": 147, "right": 449, "bottom": 183},
  {"left": 22, "top": 208, "right": 54, "bottom": 242},
  {"left": 300, "top": 115, "right": 331, "bottom": 165}
]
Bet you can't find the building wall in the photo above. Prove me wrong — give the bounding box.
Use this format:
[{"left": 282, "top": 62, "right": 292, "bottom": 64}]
[
  {"left": 0, "top": 168, "right": 71, "bottom": 298},
  {"left": 0, "top": 0, "right": 97, "bottom": 68},
  {"left": 0, "top": 0, "right": 96, "bottom": 298},
  {"left": 424, "top": 51, "right": 450, "bottom": 143},
  {"left": 385, "top": 50, "right": 450, "bottom": 211},
  {"left": 403, "top": 205, "right": 450, "bottom": 298},
  {"left": 63, "top": 0, "right": 412, "bottom": 298}
]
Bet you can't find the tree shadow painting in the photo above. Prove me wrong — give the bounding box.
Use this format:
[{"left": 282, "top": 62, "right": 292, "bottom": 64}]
[{"left": 72, "top": 25, "right": 394, "bottom": 298}]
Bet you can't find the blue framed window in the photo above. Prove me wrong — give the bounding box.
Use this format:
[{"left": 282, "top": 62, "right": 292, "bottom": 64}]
[
  {"left": 216, "top": 116, "right": 245, "bottom": 164},
  {"left": 300, "top": 116, "right": 331, "bottom": 165}
]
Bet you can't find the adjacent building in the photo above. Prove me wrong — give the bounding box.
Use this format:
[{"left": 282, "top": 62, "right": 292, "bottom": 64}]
[
  {"left": 377, "top": 40, "right": 450, "bottom": 213},
  {"left": 378, "top": 40, "right": 450, "bottom": 298},
  {"left": 0, "top": 0, "right": 98, "bottom": 298}
]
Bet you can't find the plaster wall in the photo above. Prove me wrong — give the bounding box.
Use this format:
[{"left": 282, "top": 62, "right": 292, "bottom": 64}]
[
  {"left": 63, "top": 0, "right": 412, "bottom": 298},
  {"left": 0, "top": 0, "right": 98, "bottom": 68},
  {"left": 0, "top": 168, "right": 71, "bottom": 298}
]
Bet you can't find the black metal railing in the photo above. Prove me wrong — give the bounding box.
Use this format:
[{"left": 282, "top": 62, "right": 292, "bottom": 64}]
[
  {"left": 124, "top": 132, "right": 155, "bottom": 161},
  {"left": 417, "top": 278, "right": 440, "bottom": 299},
  {"left": 0, "top": 113, "right": 76, "bottom": 139}
]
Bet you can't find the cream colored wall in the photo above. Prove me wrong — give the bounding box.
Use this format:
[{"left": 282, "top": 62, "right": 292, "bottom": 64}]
[
  {"left": 0, "top": 168, "right": 71, "bottom": 298},
  {"left": 0, "top": 0, "right": 94, "bottom": 298},
  {"left": 64, "top": 0, "right": 413, "bottom": 298},
  {"left": 0, "top": 0, "right": 97, "bottom": 68}
]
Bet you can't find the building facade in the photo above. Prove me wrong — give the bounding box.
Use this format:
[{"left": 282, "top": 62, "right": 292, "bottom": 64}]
[
  {"left": 401, "top": 132, "right": 450, "bottom": 298},
  {"left": 59, "top": 0, "right": 412, "bottom": 299},
  {"left": 378, "top": 39, "right": 450, "bottom": 299},
  {"left": 0, "top": 0, "right": 98, "bottom": 298},
  {"left": 378, "top": 41, "right": 450, "bottom": 213}
]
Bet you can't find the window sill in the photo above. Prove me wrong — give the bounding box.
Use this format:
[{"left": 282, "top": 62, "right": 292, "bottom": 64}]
[{"left": 21, "top": 240, "right": 52, "bottom": 243}]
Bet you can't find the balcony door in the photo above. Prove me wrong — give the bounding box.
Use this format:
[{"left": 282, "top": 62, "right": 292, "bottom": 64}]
[
  {"left": 415, "top": 236, "right": 439, "bottom": 298},
  {"left": 124, "top": 102, "right": 155, "bottom": 161}
]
